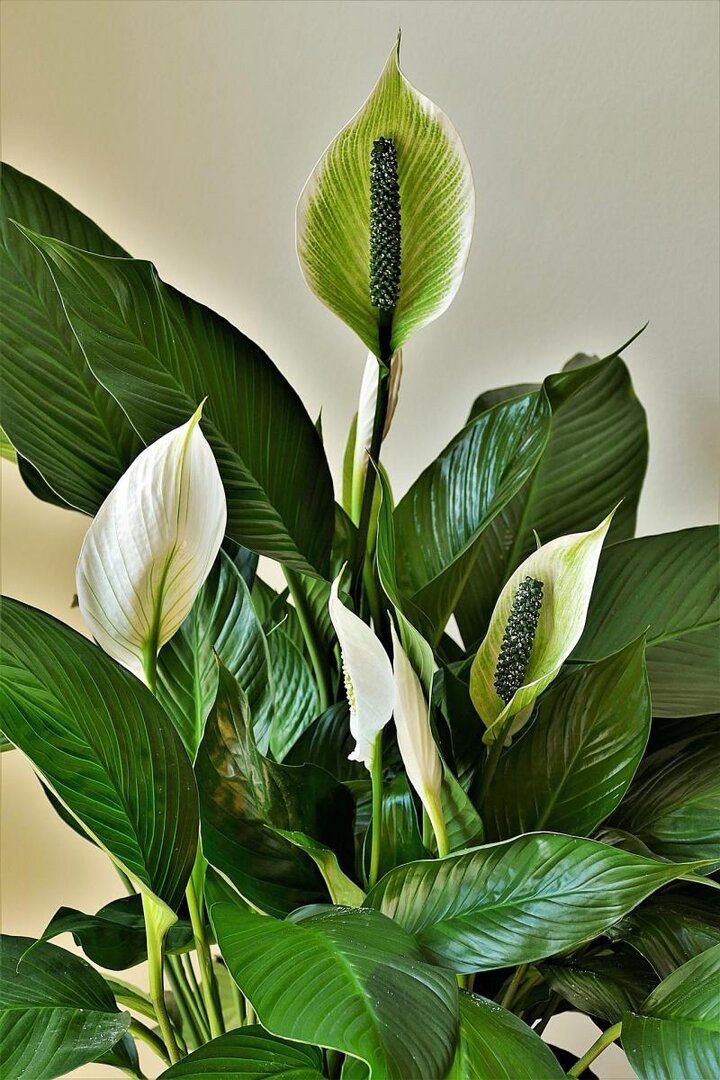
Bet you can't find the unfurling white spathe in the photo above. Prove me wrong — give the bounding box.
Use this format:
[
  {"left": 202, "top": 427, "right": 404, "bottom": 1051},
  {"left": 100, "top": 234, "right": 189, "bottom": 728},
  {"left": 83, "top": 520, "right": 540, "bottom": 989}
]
[
  {"left": 76, "top": 405, "right": 227, "bottom": 682},
  {"left": 391, "top": 623, "right": 443, "bottom": 816},
  {"left": 328, "top": 571, "right": 394, "bottom": 770}
]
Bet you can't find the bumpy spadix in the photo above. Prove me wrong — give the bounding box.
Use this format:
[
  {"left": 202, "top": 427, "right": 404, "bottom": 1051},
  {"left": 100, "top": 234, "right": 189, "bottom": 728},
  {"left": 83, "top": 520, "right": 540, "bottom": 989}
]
[
  {"left": 76, "top": 405, "right": 226, "bottom": 683},
  {"left": 328, "top": 570, "right": 394, "bottom": 769},
  {"left": 470, "top": 513, "right": 614, "bottom": 743}
]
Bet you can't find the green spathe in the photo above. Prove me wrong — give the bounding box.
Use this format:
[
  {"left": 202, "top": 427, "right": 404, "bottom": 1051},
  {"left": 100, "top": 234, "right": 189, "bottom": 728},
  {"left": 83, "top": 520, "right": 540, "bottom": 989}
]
[{"left": 470, "top": 512, "right": 614, "bottom": 742}]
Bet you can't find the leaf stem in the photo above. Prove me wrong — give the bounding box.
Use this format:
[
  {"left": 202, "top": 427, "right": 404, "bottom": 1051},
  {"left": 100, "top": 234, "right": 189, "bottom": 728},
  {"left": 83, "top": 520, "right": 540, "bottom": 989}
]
[
  {"left": 499, "top": 963, "right": 528, "bottom": 1011},
  {"left": 426, "top": 792, "right": 450, "bottom": 859},
  {"left": 166, "top": 954, "right": 207, "bottom": 1046},
  {"left": 185, "top": 876, "right": 225, "bottom": 1039},
  {"left": 368, "top": 733, "right": 384, "bottom": 888},
  {"left": 129, "top": 1019, "right": 171, "bottom": 1067},
  {"left": 283, "top": 567, "right": 331, "bottom": 711},
  {"left": 181, "top": 953, "right": 211, "bottom": 1038},
  {"left": 568, "top": 1022, "right": 622, "bottom": 1077}
]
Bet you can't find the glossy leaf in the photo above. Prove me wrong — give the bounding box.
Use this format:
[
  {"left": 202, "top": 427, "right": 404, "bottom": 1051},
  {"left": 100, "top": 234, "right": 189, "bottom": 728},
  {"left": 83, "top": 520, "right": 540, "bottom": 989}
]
[
  {"left": 394, "top": 392, "right": 551, "bottom": 638},
  {"left": 574, "top": 526, "right": 720, "bottom": 716},
  {"left": 438, "top": 766, "right": 485, "bottom": 854},
  {"left": 77, "top": 407, "right": 227, "bottom": 682},
  {"left": 366, "top": 772, "right": 426, "bottom": 879},
  {"left": 211, "top": 903, "right": 459, "bottom": 1080},
  {"left": 608, "top": 885, "right": 720, "bottom": 977},
  {"left": 19, "top": 227, "right": 334, "bottom": 576},
  {"left": 470, "top": 514, "right": 613, "bottom": 743},
  {"left": 612, "top": 732, "right": 720, "bottom": 868},
  {"left": 157, "top": 550, "right": 273, "bottom": 757},
  {"left": 457, "top": 354, "right": 648, "bottom": 646},
  {"left": 0, "top": 935, "right": 130, "bottom": 1080},
  {"left": 297, "top": 35, "right": 474, "bottom": 357},
  {"left": 483, "top": 638, "right": 651, "bottom": 839},
  {"left": 542, "top": 947, "right": 657, "bottom": 1024},
  {"left": 0, "top": 424, "right": 17, "bottom": 463},
  {"left": 38, "top": 895, "right": 194, "bottom": 970},
  {"left": 448, "top": 992, "right": 565, "bottom": 1079},
  {"left": 0, "top": 598, "right": 198, "bottom": 912},
  {"left": 272, "top": 829, "right": 365, "bottom": 905},
  {"left": 366, "top": 833, "right": 703, "bottom": 973},
  {"left": 160, "top": 1026, "right": 325, "bottom": 1079},
  {"left": 284, "top": 701, "right": 365, "bottom": 782},
  {"left": 623, "top": 944, "right": 720, "bottom": 1080},
  {"left": 0, "top": 163, "right": 141, "bottom": 513},
  {"left": 267, "top": 628, "right": 320, "bottom": 761},
  {"left": 195, "top": 663, "right": 354, "bottom": 916}
]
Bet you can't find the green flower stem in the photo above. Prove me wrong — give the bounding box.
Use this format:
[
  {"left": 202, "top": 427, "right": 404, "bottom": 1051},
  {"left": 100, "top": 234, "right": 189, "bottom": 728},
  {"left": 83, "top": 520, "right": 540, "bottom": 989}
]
[
  {"left": 166, "top": 954, "right": 207, "bottom": 1046},
  {"left": 185, "top": 876, "right": 225, "bottom": 1039},
  {"left": 352, "top": 347, "right": 391, "bottom": 608},
  {"left": 425, "top": 792, "right": 450, "bottom": 859},
  {"left": 129, "top": 1018, "right": 170, "bottom": 1067},
  {"left": 568, "top": 1022, "right": 622, "bottom": 1077},
  {"left": 142, "top": 894, "right": 182, "bottom": 1065},
  {"left": 368, "top": 733, "right": 384, "bottom": 888},
  {"left": 229, "top": 977, "right": 246, "bottom": 1026},
  {"left": 499, "top": 963, "right": 528, "bottom": 1011},
  {"left": 283, "top": 567, "right": 331, "bottom": 712},
  {"left": 245, "top": 999, "right": 257, "bottom": 1026}
]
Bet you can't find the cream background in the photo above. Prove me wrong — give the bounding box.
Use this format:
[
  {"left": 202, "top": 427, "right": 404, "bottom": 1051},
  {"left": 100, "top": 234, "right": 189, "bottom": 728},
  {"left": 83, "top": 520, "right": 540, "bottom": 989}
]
[{"left": 1, "top": 1, "right": 718, "bottom": 1077}]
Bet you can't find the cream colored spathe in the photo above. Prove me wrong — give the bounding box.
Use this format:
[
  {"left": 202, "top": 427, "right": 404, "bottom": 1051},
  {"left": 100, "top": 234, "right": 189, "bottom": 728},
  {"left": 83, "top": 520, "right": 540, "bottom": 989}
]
[{"left": 76, "top": 404, "right": 227, "bottom": 684}]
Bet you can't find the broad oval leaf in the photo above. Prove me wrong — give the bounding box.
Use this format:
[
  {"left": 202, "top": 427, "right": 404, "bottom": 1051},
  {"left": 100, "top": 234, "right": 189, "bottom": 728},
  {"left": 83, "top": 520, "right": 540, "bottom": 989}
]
[
  {"left": 284, "top": 701, "right": 365, "bottom": 782},
  {"left": 267, "top": 628, "right": 320, "bottom": 761},
  {"left": 574, "top": 526, "right": 720, "bottom": 716},
  {"left": 160, "top": 1026, "right": 325, "bottom": 1080},
  {"left": 195, "top": 663, "right": 355, "bottom": 917},
  {"left": 0, "top": 935, "right": 130, "bottom": 1080},
  {"left": 611, "top": 732, "right": 720, "bottom": 868},
  {"left": 18, "top": 227, "right": 334, "bottom": 576},
  {"left": 0, "top": 164, "right": 141, "bottom": 513},
  {"left": 394, "top": 392, "right": 551, "bottom": 639},
  {"left": 608, "top": 884, "right": 720, "bottom": 978},
  {"left": 77, "top": 407, "right": 226, "bottom": 682},
  {"left": 470, "top": 514, "right": 613, "bottom": 742},
  {"left": 211, "top": 902, "right": 459, "bottom": 1080},
  {"left": 456, "top": 352, "right": 648, "bottom": 647},
  {"left": 622, "top": 944, "right": 720, "bottom": 1080},
  {"left": 482, "top": 637, "right": 651, "bottom": 839},
  {"left": 157, "top": 549, "right": 273, "bottom": 757},
  {"left": 297, "top": 35, "right": 474, "bottom": 357},
  {"left": 0, "top": 598, "right": 198, "bottom": 912},
  {"left": 366, "top": 833, "right": 703, "bottom": 973},
  {"left": 448, "top": 992, "right": 565, "bottom": 1079},
  {"left": 541, "top": 947, "right": 657, "bottom": 1025}
]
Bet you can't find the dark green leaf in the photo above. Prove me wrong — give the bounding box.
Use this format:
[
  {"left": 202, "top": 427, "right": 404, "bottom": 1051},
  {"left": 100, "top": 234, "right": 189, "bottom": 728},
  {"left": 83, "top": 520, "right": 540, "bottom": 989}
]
[
  {"left": 0, "top": 164, "right": 140, "bottom": 512},
  {"left": 366, "top": 834, "right": 704, "bottom": 973},
  {"left": 272, "top": 829, "right": 364, "bottom": 905},
  {"left": 195, "top": 663, "right": 354, "bottom": 917},
  {"left": 366, "top": 772, "right": 426, "bottom": 879},
  {"left": 447, "top": 992, "right": 565, "bottom": 1079},
  {"left": 623, "top": 944, "right": 720, "bottom": 1080},
  {"left": 160, "top": 1026, "right": 325, "bottom": 1079},
  {"left": 211, "top": 903, "right": 458, "bottom": 1080},
  {"left": 39, "top": 895, "right": 194, "bottom": 970},
  {"left": 267, "top": 629, "right": 319, "bottom": 761},
  {"left": 574, "top": 527, "right": 720, "bottom": 716},
  {"left": 394, "top": 391, "right": 551, "bottom": 638},
  {"left": 608, "top": 885, "right": 720, "bottom": 977},
  {"left": 97, "top": 1031, "right": 141, "bottom": 1077},
  {"left": 157, "top": 550, "right": 273, "bottom": 757},
  {"left": 0, "top": 935, "right": 130, "bottom": 1080},
  {"left": 284, "top": 701, "right": 365, "bottom": 782},
  {"left": 542, "top": 947, "right": 657, "bottom": 1024},
  {"left": 483, "top": 638, "right": 651, "bottom": 839},
  {"left": 0, "top": 598, "right": 198, "bottom": 911},
  {"left": 457, "top": 354, "right": 648, "bottom": 647},
  {"left": 20, "top": 228, "right": 334, "bottom": 575},
  {"left": 439, "top": 766, "right": 485, "bottom": 853},
  {"left": 612, "top": 732, "right": 720, "bottom": 869}
]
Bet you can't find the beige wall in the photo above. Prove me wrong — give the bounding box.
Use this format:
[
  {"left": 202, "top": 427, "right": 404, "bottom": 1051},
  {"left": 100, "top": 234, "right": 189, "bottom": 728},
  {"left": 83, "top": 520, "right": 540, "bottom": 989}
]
[{"left": 1, "top": 2, "right": 718, "bottom": 1077}]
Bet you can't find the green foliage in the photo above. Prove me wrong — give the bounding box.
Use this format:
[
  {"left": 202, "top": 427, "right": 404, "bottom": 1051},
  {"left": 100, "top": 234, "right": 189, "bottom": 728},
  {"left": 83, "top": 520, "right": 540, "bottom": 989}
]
[{"left": 1, "top": 34, "right": 717, "bottom": 1080}]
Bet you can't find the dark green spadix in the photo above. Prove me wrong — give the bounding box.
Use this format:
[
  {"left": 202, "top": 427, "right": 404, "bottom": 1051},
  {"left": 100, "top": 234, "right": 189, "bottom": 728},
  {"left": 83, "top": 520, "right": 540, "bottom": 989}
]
[
  {"left": 494, "top": 576, "right": 544, "bottom": 703},
  {"left": 369, "top": 136, "right": 401, "bottom": 310}
]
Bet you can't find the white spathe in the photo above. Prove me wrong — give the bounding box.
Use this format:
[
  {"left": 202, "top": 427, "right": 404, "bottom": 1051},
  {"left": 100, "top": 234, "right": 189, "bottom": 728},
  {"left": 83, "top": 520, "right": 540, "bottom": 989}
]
[
  {"left": 328, "top": 571, "right": 394, "bottom": 769},
  {"left": 77, "top": 405, "right": 227, "bottom": 682},
  {"left": 352, "top": 349, "right": 403, "bottom": 519},
  {"left": 470, "top": 512, "right": 615, "bottom": 743},
  {"left": 391, "top": 623, "right": 442, "bottom": 816}
]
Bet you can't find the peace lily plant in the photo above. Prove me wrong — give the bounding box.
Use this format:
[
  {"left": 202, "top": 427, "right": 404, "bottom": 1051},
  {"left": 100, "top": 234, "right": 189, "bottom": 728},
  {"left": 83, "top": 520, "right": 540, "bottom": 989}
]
[{"left": 1, "top": 34, "right": 719, "bottom": 1080}]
